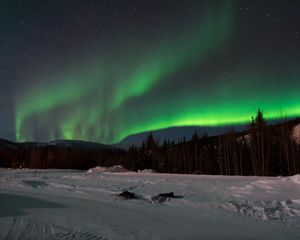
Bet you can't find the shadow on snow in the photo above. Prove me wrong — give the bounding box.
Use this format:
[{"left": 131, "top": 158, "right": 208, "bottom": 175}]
[{"left": 0, "top": 193, "right": 65, "bottom": 218}]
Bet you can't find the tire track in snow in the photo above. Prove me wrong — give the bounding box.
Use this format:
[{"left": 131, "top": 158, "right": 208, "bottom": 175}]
[{"left": 4, "top": 217, "right": 108, "bottom": 240}]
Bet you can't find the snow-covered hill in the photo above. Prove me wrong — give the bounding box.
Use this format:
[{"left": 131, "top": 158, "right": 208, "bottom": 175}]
[{"left": 0, "top": 169, "right": 300, "bottom": 239}]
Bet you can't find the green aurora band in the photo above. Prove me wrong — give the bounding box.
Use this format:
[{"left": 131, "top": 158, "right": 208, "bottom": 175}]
[
  {"left": 113, "top": 71, "right": 300, "bottom": 142},
  {"left": 15, "top": 2, "right": 300, "bottom": 144}
]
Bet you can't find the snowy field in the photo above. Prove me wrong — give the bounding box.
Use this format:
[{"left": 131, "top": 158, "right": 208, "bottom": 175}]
[{"left": 1, "top": 168, "right": 300, "bottom": 239}]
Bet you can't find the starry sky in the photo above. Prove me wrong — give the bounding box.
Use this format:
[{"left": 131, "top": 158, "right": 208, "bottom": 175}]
[{"left": 0, "top": 0, "right": 299, "bottom": 144}]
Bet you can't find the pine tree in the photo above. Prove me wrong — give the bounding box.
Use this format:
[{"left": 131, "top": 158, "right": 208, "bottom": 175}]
[
  {"left": 144, "top": 132, "right": 158, "bottom": 170},
  {"left": 255, "top": 109, "right": 266, "bottom": 130},
  {"left": 250, "top": 109, "right": 270, "bottom": 175},
  {"left": 146, "top": 132, "right": 156, "bottom": 154}
]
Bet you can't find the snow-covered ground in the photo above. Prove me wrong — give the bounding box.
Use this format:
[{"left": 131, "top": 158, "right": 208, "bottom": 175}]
[{"left": 1, "top": 169, "right": 300, "bottom": 239}]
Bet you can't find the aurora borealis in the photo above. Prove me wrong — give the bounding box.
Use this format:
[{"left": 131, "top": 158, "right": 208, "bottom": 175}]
[{"left": 0, "top": 1, "right": 299, "bottom": 144}]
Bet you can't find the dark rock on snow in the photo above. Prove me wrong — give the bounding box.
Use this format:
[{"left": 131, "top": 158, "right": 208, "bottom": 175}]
[
  {"left": 151, "top": 192, "right": 183, "bottom": 203},
  {"left": 119, "top": 191, "right": 138, "bottom": 199}
]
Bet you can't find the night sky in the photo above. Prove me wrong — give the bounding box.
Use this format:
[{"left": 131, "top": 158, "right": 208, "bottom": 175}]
[{"left": 0, "top": 0, "right": 299, "bottom": 144}]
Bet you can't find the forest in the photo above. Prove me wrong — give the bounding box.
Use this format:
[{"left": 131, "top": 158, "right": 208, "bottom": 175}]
[
  {"left": 1, "top": 110, "right": 300, "bottom": 176},
  {"left": 123, "top": 110, "right": 300, "bottom": 176}
]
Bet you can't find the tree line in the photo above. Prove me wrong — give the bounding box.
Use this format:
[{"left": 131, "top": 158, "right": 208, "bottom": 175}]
[
  {"left": 1, "top": 110, "right": 299, "bottom": 176},
  {"left": 117, "top": 110, "right": 300, "bottom": 176}
]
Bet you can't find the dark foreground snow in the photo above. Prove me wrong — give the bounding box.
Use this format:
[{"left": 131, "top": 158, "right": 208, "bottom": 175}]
[{"left": 1, "top": 169, "right": 300, "bottom": 239}]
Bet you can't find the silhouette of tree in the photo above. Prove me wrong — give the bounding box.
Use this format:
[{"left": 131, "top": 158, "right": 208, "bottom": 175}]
[
  {"left": 255, "top": 109, "right": 266, "bottom": 130},
  {"left": 249, "top": 109, "right": 270, "bottom": 175},
  {"left": 146, "top": 132, "right": 156, "bottom": 154}
]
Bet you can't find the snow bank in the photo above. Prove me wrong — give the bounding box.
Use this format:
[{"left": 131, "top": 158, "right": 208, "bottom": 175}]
[
  {"left": 292, "top": 123, "right": 300, "bottom": 144},
  {"left": 225, "top": 175, "right": 300, "bottom": 222},
  {"left": 223, "top": 199, "right": 300, "bottom": 222},
  {"left": 86, "top": 166, "right": 108, "bottom": 174},
  {"left": 289, "top": 174, "right": 300, "bottom": 184},
  {"left": 87, "top": 165, "right": 130, "bottom": 174},
  {"left": 138, "top": 169, "right": 157, "bottom": 173}
]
